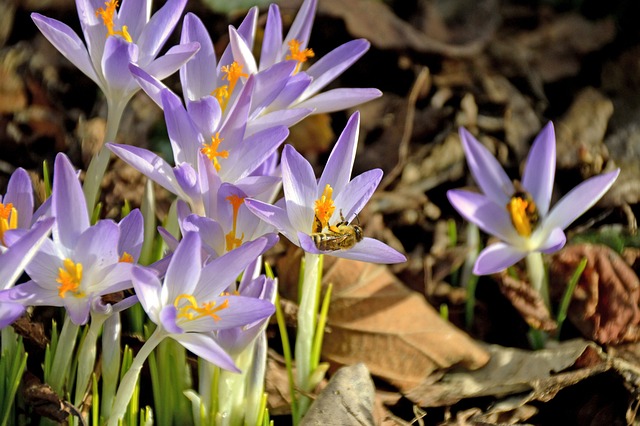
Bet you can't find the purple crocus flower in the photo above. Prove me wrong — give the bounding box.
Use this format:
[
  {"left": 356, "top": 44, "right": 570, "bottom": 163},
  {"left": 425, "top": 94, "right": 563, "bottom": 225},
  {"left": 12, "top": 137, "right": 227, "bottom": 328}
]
[
  {"left": 131, "top": 231, "right": 276, "bottom": 371},
  {"left": 108, "top": 85, "right": 289, "bottom": 215},
  {"left": 246, "top": 112, "right": 406, "bottom": 264},
  {"left": 447, "top": 123, "right": 620, "bottom": 275},
  {"left": 229, "top": 0, "right": 381, "bottom": 114},
  {"left": 31, "top": 0, "right": 198, "bottom": 113},
  {"left": 0, "top": 153, "right": 137, "bottom": 327}
]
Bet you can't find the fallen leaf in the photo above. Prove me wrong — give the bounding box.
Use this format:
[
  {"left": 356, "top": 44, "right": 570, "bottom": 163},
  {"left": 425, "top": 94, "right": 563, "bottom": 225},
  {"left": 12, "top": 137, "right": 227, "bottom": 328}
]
[
  {"left": 321, "top": 257, "right": 489, "bottom": 391},
  {"left": 555, "top": 87, "right": 613, "bottom": 173},
  {"left": 301, "top": 363, "right": 375, "bottom": 426},
  {"left": 405, "top": 339, "right": 605, "bottom": 407},
  {"left": 495, "top": 271, "right": 557, "bottom": 333},
  {"left": 549, "top": 244, "right": 640, "bottom": 344}
]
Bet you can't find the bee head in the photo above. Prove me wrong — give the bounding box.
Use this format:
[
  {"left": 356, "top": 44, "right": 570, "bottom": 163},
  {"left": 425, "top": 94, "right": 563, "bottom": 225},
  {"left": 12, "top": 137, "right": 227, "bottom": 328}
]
[{"left": 353, "top": 224, "right": 364, "bottom": 242}]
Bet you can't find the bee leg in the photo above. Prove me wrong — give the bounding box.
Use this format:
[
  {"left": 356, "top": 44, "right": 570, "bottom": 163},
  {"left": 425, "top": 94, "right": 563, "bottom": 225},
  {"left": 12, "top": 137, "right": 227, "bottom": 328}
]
[
  {"left": 313, "top": 215, "right": 323, "bottom": 233},
  {"left": 337, "top": 209, "right": 347, "bottom": 226}
]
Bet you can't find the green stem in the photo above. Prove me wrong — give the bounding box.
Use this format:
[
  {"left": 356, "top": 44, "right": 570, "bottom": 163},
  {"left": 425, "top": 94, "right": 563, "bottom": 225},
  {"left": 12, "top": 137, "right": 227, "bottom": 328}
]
[
  {"left": 101, "top": 313, "right": 121, "bottom": 420},
  {"left": 48, "top": 315, "right": 80, "bottom": 395},
  {"left": 74, "top": 313, "right": 108, "bottom": 407},
  {"left": 83, "top": 99, "right": 126, "bottom": 215},
  {"left": 107, "top": 327, "right": 166, "bottom": 426},
  {"left": 526, "top": 251, "right": 549, "bottom": 308},
  {"left": 294, "top": 252, "right": 321, "bottom": 422}
]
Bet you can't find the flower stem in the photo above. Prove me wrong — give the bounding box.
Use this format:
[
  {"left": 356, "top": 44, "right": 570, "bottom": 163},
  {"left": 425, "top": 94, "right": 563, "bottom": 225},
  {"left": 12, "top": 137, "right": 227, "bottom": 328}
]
[
  {"left": 101, "top": 313, "right": 121, "bottom": 419},
  {"left": 294, "top": 252, "right": 322, "bottom": 422},
  {"left": 74, "top": 313, "right": 108, "bottom": 407},
  {"left": 47, "top": 315, "right": 79, "bottom": 395},
  {"left": 83, "top": 99, "right": 126, "bottom": 215},
  {"left": 526, "top": 251, "right": 549, "bottom": 309},
  {"left": 107, "top": 327, "right": 166, "bottom": 426}
]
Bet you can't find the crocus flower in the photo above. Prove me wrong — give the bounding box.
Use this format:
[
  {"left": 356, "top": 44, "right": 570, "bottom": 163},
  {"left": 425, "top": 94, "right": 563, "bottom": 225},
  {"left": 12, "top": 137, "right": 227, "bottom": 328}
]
[
  {"left": 131, "top": 232, "right": 277, "bottom": 371},
  {"left": 31, "top": 0, "right": 198, "bottom": 115},
  {"left": 108, "top": 86, "right": 289, "bottom": 215},
  {"left": 230, "top": 0, "right": 382, "bottom": 114},
  {"left": 0, "top": 153, "right": 137, "bottom": 327},
  {"left": 246, "top": 112, "right": 406, "bottom": 264},
  {"left": 447, "top": 123, "right": 620, "bottom": 275}
]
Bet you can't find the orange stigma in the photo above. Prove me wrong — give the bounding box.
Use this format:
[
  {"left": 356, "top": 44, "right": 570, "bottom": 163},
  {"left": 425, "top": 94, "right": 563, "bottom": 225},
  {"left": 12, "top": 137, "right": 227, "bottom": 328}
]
[
  {"left": 57, "top": 259, "right": 84, "bottom": 299},
  {"left": 286, "top": 39, "right": 314, "bottom": 74},
  {"left": 174, "top": 294, "right": 229, "bottom": 322},
  {"left": 96, "top": 0, "right": 132, "bottom": 42},
  {"left": 0, "top": 202, "right": 18, "bottom": 246},
  {"left": 201, "top": 133, "right": 229, "bottom": 172},
  {"left": 506, "top": 194, "right": 539, "bottom": 237},
  {"left": 313, "top": 184, "right": 335, "bottom": 232},
  {"left": 225, "top": 194, "right": 245, "bottom": 252}
]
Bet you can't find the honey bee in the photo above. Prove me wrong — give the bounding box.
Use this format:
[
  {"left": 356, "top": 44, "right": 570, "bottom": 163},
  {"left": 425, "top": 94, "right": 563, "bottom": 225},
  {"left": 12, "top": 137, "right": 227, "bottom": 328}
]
[{"left": 311, "top": 212, "right": 364, "bottom": 251}]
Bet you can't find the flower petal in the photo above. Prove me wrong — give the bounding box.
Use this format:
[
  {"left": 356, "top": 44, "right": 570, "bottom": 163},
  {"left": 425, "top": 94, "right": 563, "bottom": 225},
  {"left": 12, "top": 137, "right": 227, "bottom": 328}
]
[
  {"left": 0, "top": 301, "right": 26, "bottom": 328},
  {"left": 539, "top": 227, "right": 566, "bottom": 254},
  {"left": 144, "top": 42, "right": 200, "bottom": 81},
  {"left": 474, "top": 242, "right": 527, "bottom": 275},
  {"left": 74, "top": 220, "right": 120, "bottom": 268},
  {"left": 129, "top": 63, "right": 166, "bottom": 108},
  {"left": 180, "top": 13, "right": 217, "bottom": 100},
  {"left": 283, "top": 0, "right": 316, "bottom": 54},
  {"left": 229, "top": 26, "right": 258, "bottom": 76},
  {"left": 447, "top": 189, "right": 520, "bottom": 243},
  {"left": 224, "top": 126, "right": 288, "bottom": 182},
  {"left": 159, "top": 305, "right": 183, "bottom": 334},
  {"left": 101, "top": 36, "right": 139, "bottom": 98},
  {"left": 118, "top": 209, "right": 144, "bottom": 261},
  {"left": 186, "top": 96, "right": 222, "bottom": 138},
  {"left": 295, "top": 88, "right": 382, "bottom": 114},
  {"left": 459, "top": 127, "right": 513, "bottom": 205},
  {"left": 5, "top": 168, "right": 34, "bottom": 228},
  {"left": 132, "top": 265, "right": 163, "bottom": 322},
  {"left": 31, "top": 14, "right": 100, "bottom": 87},
  {"left": 333, "top": 169, "right": 382, "bottom": 224},
  {"left": 302, "top": 39, "right": 370, "bottom": 99},
  {"left": 543, "top": 169, "right": 620, "bottom": 231},
  {"left": 318, "top": 112, "right": 358, "bottom": 195},
  {"left": 246, "top": 108, "right": 312, "bottom": 136},
  {"left": 52, "top": 153, "right": 90, "bottom": 249},
  {"left": 521, "top": 122, "right": 556, "bottom": 216},
  {"left": 171, "top": 333, "right": 238, "bottom": 372},
  {"left": 161, "top": 89, "right": 202, "bottom": 166},
  {"left": 259, "top": 4, "right": 283, "bottom": 71},
  {"left": 163, "top": 232, "right": 202, "bottom": 303},
  {"left": 0, "top": 218, "right": 54, "bottom": 290},
  {"left": 281, "top": 145, "right": 316, "bottom": 234},
  {"left": 107, "top": 143, "right": 187, "bottom": 198},
  {"left": 137, "top": 0, "right": 187, "bottom": 62},
  {"left": 299, "top": 233, "right": 406, "bottom": 264},
  {"left": 245, "top": 199, "right": 297, "bottom": 244}
]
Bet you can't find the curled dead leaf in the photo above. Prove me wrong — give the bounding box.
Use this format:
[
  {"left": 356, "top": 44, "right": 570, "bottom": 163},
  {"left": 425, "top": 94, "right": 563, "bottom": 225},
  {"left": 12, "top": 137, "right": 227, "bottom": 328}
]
[
  {"left": 550, "top": 244, "right": 640, "bottom": 344},
  {"left": 321, "top": 257, "right": 489, "bottom": 392},
  {"left": 495, "top": 271, "right": 558, "bottom": 333}
]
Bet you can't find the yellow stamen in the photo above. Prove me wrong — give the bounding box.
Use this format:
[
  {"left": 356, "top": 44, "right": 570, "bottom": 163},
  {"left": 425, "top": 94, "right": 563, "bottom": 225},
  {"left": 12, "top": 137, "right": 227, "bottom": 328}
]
[
  {"left": 225, "top": 194, "right": 246, "bottom": 252},
  {"left": 313, "top": 184, "right": 335, "bottom": 233},
  {"left": 200, "top": 133, "right": 229, "bottom": 172},
  {"left": 213, "top": 62, "right": 248, "bottom": 110},
  {"left": 0, "top": 202, "right": 18, "bottom": 246},
  {"left": 57, "top": 259, "right": 84, "bottom": 299},
  {"left": 174, "top": 294, "right": 229, "bottom": 322},
  {"left": 96, "top": 1, "right": 133, "bottom": 43},
  {"left": 506, "top": 195, "right": 538, "bottom": 237},
  {"left": 286, "top": 39, "right": 314, "bottom": 74},
  {"left": 119, "top": 252, "right": 134, "bottom": 263}
]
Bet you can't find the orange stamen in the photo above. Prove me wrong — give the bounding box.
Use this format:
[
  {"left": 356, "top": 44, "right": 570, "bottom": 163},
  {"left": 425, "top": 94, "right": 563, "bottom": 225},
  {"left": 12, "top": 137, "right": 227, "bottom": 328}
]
[
  {"left": 313, "top": 184, "right": 335, "bottom": 233},
  {"left": 174, "top": 294, "right": 229, "bottom": 322},
  {"left": 119, "top": 252, "right": 134, "bottom": 263},
  {"left": 96, "top": 1, "right": 133, "bottom": 42},
  {"left": 0, "top": 202, "right": 18, "bottom": 246},
  {"left": 200, "top": 133, "right": 229, "bottom": 172},
  {"left": 57, "top": 259, "right": 84, "bottom": 299},
  {"left": 286, "top": 39, "right": 314, "bottom": 74}
]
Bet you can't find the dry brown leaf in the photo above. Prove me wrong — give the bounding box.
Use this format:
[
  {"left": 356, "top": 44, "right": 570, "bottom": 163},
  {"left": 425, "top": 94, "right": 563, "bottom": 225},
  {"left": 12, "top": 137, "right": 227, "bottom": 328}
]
[
  {"left": 405, "top": 339, "right": 606, "bottom": 407},
  {"left": 550, "top": 244, "right": 640, "bottom": 345},
  {"left": 321, "top": 257, "right": 489, "bottom": 392},
  {"left": 495, "top": 271, "right": 557, "bottom": 333},
  {"left": 555, "top": 87, "right": 613, "bottom": 173}
]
